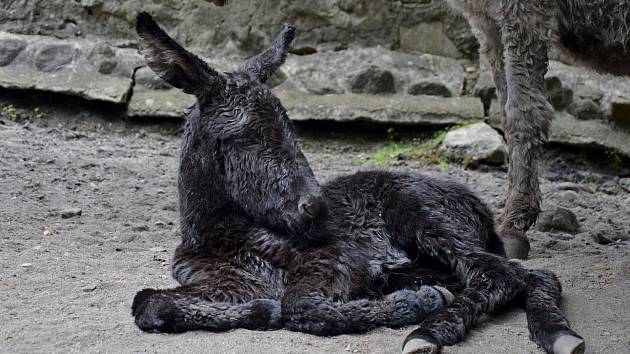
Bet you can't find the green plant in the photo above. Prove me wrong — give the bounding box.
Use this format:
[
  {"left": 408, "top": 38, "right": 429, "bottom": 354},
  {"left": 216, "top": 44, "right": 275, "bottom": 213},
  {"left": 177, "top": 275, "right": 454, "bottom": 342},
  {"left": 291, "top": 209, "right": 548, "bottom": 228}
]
[
  {"left": 437, "top": 157, "right": 449, "bottom": 173},
  {"left": 33, "top": 107, "right": 45, "bottom": 120},
  {"left": 386, "top": 127, "right": 398, "bottom": 142},
  {"left": 366, "top": 130, "right": 448, "bottom": 168},
  {"left": 605, "top": 149, "right": 623, "bottom": 168},
  {"left": 1, "top": 104, "right": 22, "bottom": 121}
]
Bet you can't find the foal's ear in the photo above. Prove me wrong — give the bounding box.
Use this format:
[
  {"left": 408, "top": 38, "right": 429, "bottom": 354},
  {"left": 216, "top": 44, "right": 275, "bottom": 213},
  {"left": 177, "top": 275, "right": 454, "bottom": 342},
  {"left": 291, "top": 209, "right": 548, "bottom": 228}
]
[
  {"left": 136, "top": 12, "right": 222, "bottom": 94},
  {"left": 240, "top": 24, "right": 296, "bottom": 83}
]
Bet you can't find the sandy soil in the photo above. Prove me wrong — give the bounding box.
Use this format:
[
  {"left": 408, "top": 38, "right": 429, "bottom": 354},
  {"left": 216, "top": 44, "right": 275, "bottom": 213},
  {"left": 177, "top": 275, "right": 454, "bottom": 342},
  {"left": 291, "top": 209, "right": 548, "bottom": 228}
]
[{"left": 1, "top": 108, "right": 629, "bottom": 354}]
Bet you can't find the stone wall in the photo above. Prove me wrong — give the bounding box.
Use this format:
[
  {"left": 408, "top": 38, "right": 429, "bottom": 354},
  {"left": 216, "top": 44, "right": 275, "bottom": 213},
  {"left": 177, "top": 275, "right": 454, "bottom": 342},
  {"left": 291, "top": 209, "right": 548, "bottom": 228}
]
[
  {"left": 0, "top": 0, "right": 477, "bottom": 59},
  {"left": 1, "top": 0, "right": 629, "bottom": 159}
]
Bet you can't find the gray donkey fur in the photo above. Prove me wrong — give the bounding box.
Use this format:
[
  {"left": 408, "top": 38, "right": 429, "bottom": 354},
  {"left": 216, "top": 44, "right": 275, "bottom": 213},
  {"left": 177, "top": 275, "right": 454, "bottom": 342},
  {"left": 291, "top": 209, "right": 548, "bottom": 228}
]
[
  {"left": 132, "top": 12, "right": 585, "bottom": 354},
  {"left": 446, "top": 0, "right": 630, "bottom": 259}
]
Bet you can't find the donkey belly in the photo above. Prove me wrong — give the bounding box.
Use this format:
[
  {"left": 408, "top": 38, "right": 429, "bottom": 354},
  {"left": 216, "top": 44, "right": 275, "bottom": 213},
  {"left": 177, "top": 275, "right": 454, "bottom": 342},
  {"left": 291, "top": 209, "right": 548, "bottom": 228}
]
[{"left": 555, "top": 0, "right": 630, "bottom": 75}]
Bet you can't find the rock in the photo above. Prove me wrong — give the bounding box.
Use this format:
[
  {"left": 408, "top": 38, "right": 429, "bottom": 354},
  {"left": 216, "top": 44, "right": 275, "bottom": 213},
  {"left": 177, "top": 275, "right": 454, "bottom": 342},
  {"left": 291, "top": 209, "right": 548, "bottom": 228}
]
[
  {"left": 81, "top": 285, "right": 97, "bottom": 292},
  {"left": 569, "top": 85, "right": 604, "bottom": 120},
  {"left": 487, "top": 98, "right": 503, "bottom": 131},
  {"left": 408, "top": 81, "right": 451, "bottom": 97},
  {"left": 545, "top": 76, "right": 573, "bottom": 111},
  {"left": 127, "top": 86, "right": 195, "bottom": 118},
  {"left": 590, "top": 225, "right": 630, "bottom": 245},
  {"left": 473, "top": 70, "right": 496, "bottom": 109},
  {"left": 554, "top": 190, "right": 580, "bottom": 206},
  {"left": 34, "top": 43, "right": 76, "bottom": 72},
  {"left": 439, "top": 122, "right": 506, "bottom": 165},
  {"left": 61, "top": 208, "right": 82, "bottom": 219},
  {"left": 0, "top": 38, "right": 26, "bottom": 66},
  {"left": 399, "top": 21, "right": 463, "bottom": 58},
  {"left": 133, "top": 67, "right": 172, "bottom": 90},
  {"left": 348, "top": 66, "right": 395, "bottom": 94},
  {"left": 0, "top": 31, "right": 142, "bottom": 103},
  {"left": 569, "top": 99, "right": 602, "bottom": 120},
  {"left": 536, "top": 206, "right": 580, "bottom": 234},
  {"left": 549, "top": 112, "right": 630, "bottom": 158},
  {"left": 610, "top": 95, "right": 630, "bottom": 128},
  {"left": 573, "top": 85, "right": 604, "bottom": 102},
  {"left": 276, "top": 90, "right": 484, "bottom": 125},
  {"left": 42, "top": 227, "right": 56, "bottom": 236},
  {"left": 131, "top": 225, "right": 149, "bottom": 232},
  {"left": 280, "top": 47, "right": 465, "bottom": 97}
]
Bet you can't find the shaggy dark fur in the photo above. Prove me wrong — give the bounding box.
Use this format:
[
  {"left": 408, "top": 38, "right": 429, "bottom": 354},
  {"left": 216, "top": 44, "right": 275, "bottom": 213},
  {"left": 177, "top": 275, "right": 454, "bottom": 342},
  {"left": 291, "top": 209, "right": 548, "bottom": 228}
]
[
  {"left": 131, "top": 13, "right": 584, "bottom": 354},
  {"left": 446, "top": 0, "right": 630, "bottom": 260}
]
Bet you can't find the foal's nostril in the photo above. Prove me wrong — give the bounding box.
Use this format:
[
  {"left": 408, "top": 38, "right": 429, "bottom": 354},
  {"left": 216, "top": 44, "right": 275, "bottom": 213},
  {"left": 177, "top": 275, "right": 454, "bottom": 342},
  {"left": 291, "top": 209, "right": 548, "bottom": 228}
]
[{"left": 298, "top": 196, "right": 323, "bottom": 219}]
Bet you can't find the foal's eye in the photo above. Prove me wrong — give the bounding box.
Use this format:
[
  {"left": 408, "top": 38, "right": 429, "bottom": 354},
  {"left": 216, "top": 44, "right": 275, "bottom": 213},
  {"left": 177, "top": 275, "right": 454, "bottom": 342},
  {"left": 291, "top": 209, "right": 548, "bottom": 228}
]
[{"left": 231, "top": 137, "right": 259, "bottom": 148}]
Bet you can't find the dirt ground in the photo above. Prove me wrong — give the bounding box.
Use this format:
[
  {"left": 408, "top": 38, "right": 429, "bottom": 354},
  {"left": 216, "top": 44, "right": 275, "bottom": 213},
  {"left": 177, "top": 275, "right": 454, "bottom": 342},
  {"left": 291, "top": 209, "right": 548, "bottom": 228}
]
[{"left": 1, "top": 96, "right": 629, "bottom": 354}]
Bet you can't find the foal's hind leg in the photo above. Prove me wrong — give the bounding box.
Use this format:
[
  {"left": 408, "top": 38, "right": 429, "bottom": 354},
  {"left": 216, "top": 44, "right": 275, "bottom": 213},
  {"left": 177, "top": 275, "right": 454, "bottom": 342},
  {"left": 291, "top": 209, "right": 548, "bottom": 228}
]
[
  {"left": 522, "top": 269, "right": 585, "bottom": 354},
  {"left": 401, "top": 249, "right": 528, "bottom": 354},
  {"left": 280, "top": 250, "right": 453, "bottom": 335}
]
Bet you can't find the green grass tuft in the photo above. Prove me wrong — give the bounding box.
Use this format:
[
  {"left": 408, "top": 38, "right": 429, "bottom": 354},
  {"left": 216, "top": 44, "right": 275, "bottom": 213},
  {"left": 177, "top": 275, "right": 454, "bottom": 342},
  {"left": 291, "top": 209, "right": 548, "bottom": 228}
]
[{"left": 365, "top": 130, "right": 449, "bottom": 169}]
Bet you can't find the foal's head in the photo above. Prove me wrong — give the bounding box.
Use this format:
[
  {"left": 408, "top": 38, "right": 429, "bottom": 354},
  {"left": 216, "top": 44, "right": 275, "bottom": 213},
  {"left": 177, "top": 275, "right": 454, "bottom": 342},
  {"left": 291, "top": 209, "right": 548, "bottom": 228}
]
[{"left": 136, "top": 13, "right": 324, "bottom": 234}]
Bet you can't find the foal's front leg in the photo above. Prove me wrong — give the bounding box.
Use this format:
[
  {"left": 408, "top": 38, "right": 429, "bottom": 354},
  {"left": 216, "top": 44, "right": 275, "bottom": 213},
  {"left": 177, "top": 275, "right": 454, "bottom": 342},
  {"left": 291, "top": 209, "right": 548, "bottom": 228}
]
[
  {"left": 132, "top": 283, "right": 283, "bottom": 333},
  {"left": 133, "top": 248, "right": 284, "bottom": 333}
]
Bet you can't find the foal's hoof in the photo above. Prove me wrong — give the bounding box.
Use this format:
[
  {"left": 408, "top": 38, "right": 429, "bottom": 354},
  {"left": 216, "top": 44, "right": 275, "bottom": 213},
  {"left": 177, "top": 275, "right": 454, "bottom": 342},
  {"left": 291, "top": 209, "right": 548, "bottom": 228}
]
[
  {"left": 432, "top": 286, "right": 454, "bottom": 306},
  {"left": 498, "top": 227, "right": 530, "bottom": 260},
  {"left": 132, "top": 289, "right": 184, "bottom": 333},
  {"left": 402, "top": 337, "right": 439, "bottom": 354},
  {"left": 552, "top": 335, "right": 585, "bottom": 354}
]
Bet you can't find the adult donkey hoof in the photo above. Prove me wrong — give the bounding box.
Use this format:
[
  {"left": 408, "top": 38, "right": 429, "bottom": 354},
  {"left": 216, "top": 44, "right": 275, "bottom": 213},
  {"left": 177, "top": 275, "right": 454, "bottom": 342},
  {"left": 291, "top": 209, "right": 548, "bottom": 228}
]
[
  {"left": 402, "top": 336, "right": 440, "bottom": 354},
  {"left": 498, "top": 227, "right": 530, "bottom": 259},
  {"left": 553, "top": 335, "right": 585, "bottom": 354}
]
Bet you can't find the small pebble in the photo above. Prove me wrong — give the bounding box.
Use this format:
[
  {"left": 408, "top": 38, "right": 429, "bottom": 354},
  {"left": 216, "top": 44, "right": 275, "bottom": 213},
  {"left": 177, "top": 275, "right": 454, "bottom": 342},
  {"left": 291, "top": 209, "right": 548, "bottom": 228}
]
[
  {"left": 131, "top": 225, "right": 149, "bottom": 232},
  {"left": 61, "top": 208, "right": 82, "bottom": 219},
  {"left": 82, "top": 285, "right": 97, "bottom": 292}
]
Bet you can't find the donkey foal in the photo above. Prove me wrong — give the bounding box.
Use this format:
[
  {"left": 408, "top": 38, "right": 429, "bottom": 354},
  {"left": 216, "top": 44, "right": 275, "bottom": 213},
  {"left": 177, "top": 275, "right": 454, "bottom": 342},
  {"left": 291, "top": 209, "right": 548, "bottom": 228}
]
[{"left": 131, "top": 13, "right": 584, "bottom": 354}]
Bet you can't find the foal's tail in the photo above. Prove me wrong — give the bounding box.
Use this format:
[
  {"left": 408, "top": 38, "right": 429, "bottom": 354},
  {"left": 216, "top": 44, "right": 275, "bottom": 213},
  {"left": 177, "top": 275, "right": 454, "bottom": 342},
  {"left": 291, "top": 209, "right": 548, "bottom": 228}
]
[
  {"left": 522, "top": 269, "right": 585, "bottom": 354},
  {"left": 131, "top": 287, "right": 282, "bottom": 333}
]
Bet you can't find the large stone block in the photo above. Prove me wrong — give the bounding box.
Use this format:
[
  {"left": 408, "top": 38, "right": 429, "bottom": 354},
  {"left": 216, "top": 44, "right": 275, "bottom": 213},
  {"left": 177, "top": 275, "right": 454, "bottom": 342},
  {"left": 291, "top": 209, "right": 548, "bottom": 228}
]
[
  {"left": 0, "top": 31, "right": 143, "bottom": 103},
  {"left": 280, "top": 48, "right": 465, "bottom": 97},
  {"left": 275, "top": 90, "right": 484, "bottom": 125}
]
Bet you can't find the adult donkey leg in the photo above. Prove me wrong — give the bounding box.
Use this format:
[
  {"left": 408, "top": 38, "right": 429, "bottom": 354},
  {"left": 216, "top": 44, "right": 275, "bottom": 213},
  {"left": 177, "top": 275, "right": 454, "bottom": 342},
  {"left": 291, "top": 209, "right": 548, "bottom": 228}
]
[
  {"left": 468, "top": 11, "right": 530, "bottom": 259},
  {"left": 497, "top": 1, "right": 555, "bottom": 258}
]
